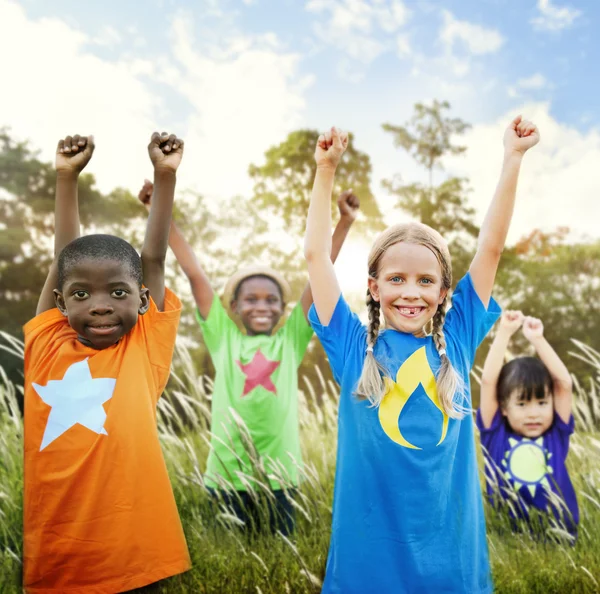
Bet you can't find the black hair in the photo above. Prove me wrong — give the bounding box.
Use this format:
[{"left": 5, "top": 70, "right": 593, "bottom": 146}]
[
  {"left": 57, "top": 234, "right": 143, "bottom": 290},
  {"left": 233, "top": 274, "right": 284, "bottom": 302},
  {"left": 497, "top": 357, "right": 553, "bottom": 408}
]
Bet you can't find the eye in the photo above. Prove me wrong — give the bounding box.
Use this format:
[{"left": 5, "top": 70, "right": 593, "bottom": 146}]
[
  {"left": 420, "top": 278, "right": 433, "bottom": 285},
  {"left": 390, "top": 275, "right": 403, "bottom": 283},
  {"left": 112, "top": 289, "right": 128, "bottom": 298},
  {"left": 72, "top": 290, "right": 89, "bottom": 300}
]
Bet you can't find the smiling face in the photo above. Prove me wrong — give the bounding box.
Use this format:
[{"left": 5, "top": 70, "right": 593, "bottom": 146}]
[
  {"left": 368, "top": 242, "right": 448, "bottom": 335},
  {"left": 54, "top": 258, "right": 149, "bottom": 350},
  {"left": 502, "top": 387, "right": 554, "bottom": 438},
  {"left": 231, "top": 276, "right": 284, "bottom": 336}
]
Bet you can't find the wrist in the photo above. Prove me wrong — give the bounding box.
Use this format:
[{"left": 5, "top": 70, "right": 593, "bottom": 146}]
[
  {"left": 503, "top": 150, "right": 524, "bottom": 164},
  {"left": 56, "top": 170, "right": 79, "bottom": 181},
  {"left": 153, "top": 168, "right": 177, "bottom": 181},
  {"left": 338, "top": 215, "right": 355, "bottom": 227},
  {"left": 316, "top": 164, "right": 337, "bottom": 175}
]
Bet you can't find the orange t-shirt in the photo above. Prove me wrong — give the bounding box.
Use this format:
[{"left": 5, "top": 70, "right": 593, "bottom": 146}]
[{"left": 23, "top": 288, "right": 191, "bottom": 593}]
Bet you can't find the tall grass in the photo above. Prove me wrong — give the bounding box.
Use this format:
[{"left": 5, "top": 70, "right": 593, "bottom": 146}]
[{"left": 1, "top": 334, "right": 599, "bottom": 593}]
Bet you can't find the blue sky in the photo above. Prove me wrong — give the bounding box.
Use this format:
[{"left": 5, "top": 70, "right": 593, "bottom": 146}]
[
  {"left": 2, "top": 0, "right": 599, "bottom": 294},
  {"left": 20, "top": 0, "right": 597, "bottom": 129}
]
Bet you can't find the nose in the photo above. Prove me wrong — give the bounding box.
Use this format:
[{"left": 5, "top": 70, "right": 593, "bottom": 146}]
[
  {"left": 89, "top": 300, "right": 114, "bottom": 315},
  {"left": 399, "top": 283, "right": 420, "bottom": 300}
]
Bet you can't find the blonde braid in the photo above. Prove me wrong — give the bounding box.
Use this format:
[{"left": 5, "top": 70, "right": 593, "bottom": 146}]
[
  {"left": 431, "top": 297, "right": 466, "bottom": 418},
  {"left": 355, "top": 289, "right": 387, "bottom": 404}
]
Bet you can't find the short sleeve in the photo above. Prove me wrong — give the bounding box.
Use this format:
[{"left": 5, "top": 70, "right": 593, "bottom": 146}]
[
  {"left": 195, "top": 294, "right": 240, "bottom": 355},
  {"left": 445, "top": 273, "right": 501, "bottom": 367},
  {"left": 550, "top": 413, "right": 575, "bottom": 454},
  {"left": 308, "top": 295, "right": 366, "bottom": 385},
  {"left": 137, "top": 287, "right": 182, "bottom": 394},
  {"left": 277, "top": 302, "right": 314, "bottom": 364},
  {"left": 475, "top": 408, "right": 505, "bottom": 457},
  {"left": 24, "top": 309, "right": 70, "bottom": 378}
]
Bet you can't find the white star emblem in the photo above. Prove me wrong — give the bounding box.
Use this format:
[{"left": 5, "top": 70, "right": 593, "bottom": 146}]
[{"left": 32, "top": 358, "right": 117, "bottom": 451}]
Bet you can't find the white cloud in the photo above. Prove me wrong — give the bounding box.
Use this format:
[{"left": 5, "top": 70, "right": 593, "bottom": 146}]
[
  {"left": 0, "top": 0, "right": 159, "bottom": 196},
  {"left": 443, "top": 103, "right": 600, "bottom": 244},
  {"left": 531, "top": 0, "right": 582, "bottom": 32},
  {"left": 396, "top": 33, "right": 411, "bottom": 58},
  {"left": 155, "top": 13, "right": 313, "bottom": 199},
  {"left": 0, "top": 0, "right": 311, "bottom": 204},
  {"left": 517, "top": 73, "right": 547, "bottom": 89},
  {"left": 92, "top": 25, "right": 122, "bottom": 48},
  {"left": 440, "top": 10, "right": 504, "bottom": 55},
  {"left": 306, "top": 0, "right": 410, "bottom": 78}
]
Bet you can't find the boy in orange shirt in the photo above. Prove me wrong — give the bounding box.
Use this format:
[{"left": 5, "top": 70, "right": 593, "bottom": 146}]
[{"left": 23, "top": 132, "right": 191, "bottom": 593}]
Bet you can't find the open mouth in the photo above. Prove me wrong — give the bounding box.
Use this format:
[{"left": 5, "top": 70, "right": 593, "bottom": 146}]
[
  {"left": 251, "top": 316, "right": 272, "bottom": 324},
  {"left": 88, "top": 324, "right": 120, "bottom": 336},
  {"left": 395, "top": 306, "right": 425, "bottom": 318}
]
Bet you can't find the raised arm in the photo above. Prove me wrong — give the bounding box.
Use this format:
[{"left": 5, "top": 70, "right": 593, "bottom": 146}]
[
  {"left": 304, "top": 127, "right": 348, "bottom": 325},
  {"left": 522, "top": 317, "right": 573, "bottom": 423},
  {"left": 479, "top": 310, "right": 524, "bottom": 428},
  {"left": 299, "top": 189, "right": 359, "bottom": 318},
  {"left": 37, "top": 135, "right": 95, "bottom": 315},
  {"left": 138, "top": 180, "right": 214, "bottom": 319},
  {"left": 142, "top": 133, "right": 184, "bottom": 311},
  {"left": 469, "top": 116, "right": 539, "bottom": 306}
]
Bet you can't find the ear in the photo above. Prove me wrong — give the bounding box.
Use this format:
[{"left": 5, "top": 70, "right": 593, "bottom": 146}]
[
  {"left": 138, "top": 287, "right": 150, "bottom": 315},
  {"left": 367, "top": 277, "right": 380, "bottom": 302},
  {"left": 500, "top": 406, "right": 508, "bottom": 417},
  {"left": 438, "top": 288, "right": 448, "bottom": 305},
  {"left": 53, "top": 289, "right": 68, "bottom": 316},
  {"left": 230, "top": 299, "right": 239, "bottom": 314}
]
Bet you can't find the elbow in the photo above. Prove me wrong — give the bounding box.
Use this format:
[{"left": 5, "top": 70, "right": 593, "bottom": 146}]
[{"left": 554, "top": 375, "right": 573, "bottom": 394}]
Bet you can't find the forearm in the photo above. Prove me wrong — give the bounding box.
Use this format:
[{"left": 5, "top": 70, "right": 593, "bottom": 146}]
[
  {"left": 330, "top": 217, "right": 353, "bottom": 263},
  {"left": 54, "top": 172, "right": 81, "bottom": 255},
  {"left": 477, "top": 152, "right": 523, "bottom": 257},
  {"left": 299, "top": 216, "right": 352, "bottom": 316},
  {"left": 481, "top": 328, "right": 513, "bottom": 387},
  {"left": 142, "top": 170, "right": 176, "bottom": 262},
  {"left": 305, "top": 166, "right": 336, "bottom": 259},
  {"left": 530, "top": 337, "right": 572, "bottom": 390},
  {"left": 168, "top": 220, "right": 209, "bottom": 283}
]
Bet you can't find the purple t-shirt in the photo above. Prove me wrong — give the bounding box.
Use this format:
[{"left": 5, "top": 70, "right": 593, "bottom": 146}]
[{"left": 476, "top": 409, "right": 578, "bottom": 534}]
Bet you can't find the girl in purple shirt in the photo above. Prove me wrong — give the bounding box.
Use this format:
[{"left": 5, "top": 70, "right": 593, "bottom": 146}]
[{"left": 477, "top": 310, "right": 578, "bottom": 537}]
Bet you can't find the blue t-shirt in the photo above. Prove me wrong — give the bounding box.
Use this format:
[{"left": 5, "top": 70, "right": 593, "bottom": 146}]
[
  {"left": 309, "top": 273, "right": 500, "bottom": 594},
  {"left": 476, "top": 408, "right": 578, "bottom": 535}
]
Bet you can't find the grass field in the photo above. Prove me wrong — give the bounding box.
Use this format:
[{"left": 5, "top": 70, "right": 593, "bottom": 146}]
[{"left": 1, "top": 333, "right": 599, "bottom": 594}]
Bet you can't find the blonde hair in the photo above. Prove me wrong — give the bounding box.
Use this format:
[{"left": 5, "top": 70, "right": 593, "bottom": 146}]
[{"left": 355, "top": 222, "right": 466, "bottom": 419}]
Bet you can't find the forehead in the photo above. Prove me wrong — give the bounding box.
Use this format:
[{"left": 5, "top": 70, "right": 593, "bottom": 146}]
[
  {"left": 237, "top": 276, "right": 281, "bottom": 297},
  {"left": 508, "top": 386, "right": 552, "bottom": 402},
  {"left": 64, "top": 258, "right": 137, "bottom": 287},
  {"left": 378, "top": 242, "right": 442, "bottom": 276}
]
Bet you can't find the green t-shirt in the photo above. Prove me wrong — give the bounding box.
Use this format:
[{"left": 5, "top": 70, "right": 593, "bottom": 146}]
[{"left": 196, "top": 296, "right": 314, "bottom": 491}]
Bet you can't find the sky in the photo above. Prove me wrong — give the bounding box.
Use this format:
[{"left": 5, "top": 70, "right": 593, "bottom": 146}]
[{"left": 1, "top": 0, "right": 598, "bottom": 297}]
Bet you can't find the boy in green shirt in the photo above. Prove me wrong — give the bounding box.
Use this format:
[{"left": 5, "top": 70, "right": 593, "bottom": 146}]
[{"left": 138, "top": 181, "right": 359, "bottom": 534}]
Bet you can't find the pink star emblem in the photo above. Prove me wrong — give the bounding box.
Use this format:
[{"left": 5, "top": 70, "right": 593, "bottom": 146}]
[{"left": 236, "top": 349, "right": 281, "bottom": 397}]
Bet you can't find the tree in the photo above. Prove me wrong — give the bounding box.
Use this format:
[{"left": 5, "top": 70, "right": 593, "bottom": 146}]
[{"left": 382, "top": 100, "right": 478, "bottom": 280}]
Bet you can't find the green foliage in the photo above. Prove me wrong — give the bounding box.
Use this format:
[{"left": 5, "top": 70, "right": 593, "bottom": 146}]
[{"left": 249, "top": 128, "right": 384, "bottom": 235}]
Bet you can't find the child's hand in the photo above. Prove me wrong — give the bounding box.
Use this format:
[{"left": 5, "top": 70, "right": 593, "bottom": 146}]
[
  {"left": 504, "top": 116, "right": 539, "bottom": 155},
  {"left": 148, "top": 132, "right": 184, "bottom": 174},
  {"left": 337, "top": 189, "right": 360, "bottom": 222},
  {"left": 522, "top": 316, "right": 544, "bottom": 342},
  {"left": 137, "top": 179, "right": 153, "bottom": 210},
  {"left": 499, "top": 310, "right": 524, "bottom": 335},
  {"left": 55, "top": 135, "right": 95, "bottom": 175},
  {"left": 315, "top": 127, "right": 348, "bottom": 171}
]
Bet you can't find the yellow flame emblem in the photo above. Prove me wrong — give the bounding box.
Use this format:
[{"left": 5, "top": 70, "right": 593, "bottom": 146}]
[{"left": 378, "top": 346, "right": 448, "bottom": 449}]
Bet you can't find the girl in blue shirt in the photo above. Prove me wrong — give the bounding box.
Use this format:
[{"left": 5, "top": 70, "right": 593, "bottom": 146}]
[{"left": 303, "top": 117, "right": 539, "bottom": 594}]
